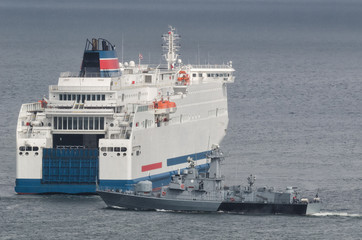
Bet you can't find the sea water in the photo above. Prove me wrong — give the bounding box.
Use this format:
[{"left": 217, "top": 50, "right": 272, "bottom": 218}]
[{"left": 0, "top": 0, "right": 361, "bottom": 239}]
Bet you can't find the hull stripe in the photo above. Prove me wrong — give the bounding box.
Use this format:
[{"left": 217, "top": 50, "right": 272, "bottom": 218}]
[
  {"left": 142, "top": 162, "right": 162, "bottom": 172},
  {"left": 167, "top": 151, "right": 210, "bottom": 166}
]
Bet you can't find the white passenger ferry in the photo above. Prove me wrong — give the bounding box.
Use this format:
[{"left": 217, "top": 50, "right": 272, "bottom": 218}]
[{"left": 15, "top": 27, "right": 235, "bottom": 194}]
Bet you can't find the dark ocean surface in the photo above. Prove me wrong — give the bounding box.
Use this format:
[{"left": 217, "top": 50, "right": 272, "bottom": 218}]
[{"left": 0, "top": 0, "right": 361, "bottom": 239}]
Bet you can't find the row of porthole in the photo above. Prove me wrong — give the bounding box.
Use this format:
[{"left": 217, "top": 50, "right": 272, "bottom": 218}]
[
  {"left": 19, "top": 152, "right": 39, "bottom": 156},
  {"left": 19, "top": 146, "right": 39, "bottom": 151},
  {"left": 103, "top": 152, "right": 127, "bottom": 157},
  {"left": 100, "top": 147, "right": 127, "bottom": 152}
]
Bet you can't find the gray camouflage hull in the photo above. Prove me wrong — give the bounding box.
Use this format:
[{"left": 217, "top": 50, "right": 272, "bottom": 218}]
[
  {"left": 97, "top": 190, "right": 321, "bottom": 214},
  {"left": 97, "top": 190, "right": 221, "bottom": 212}
]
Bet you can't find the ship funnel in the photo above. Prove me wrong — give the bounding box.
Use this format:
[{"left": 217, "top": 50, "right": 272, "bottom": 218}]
[{"left": 80, "top": 38, "right": 120, "bottom": 77}]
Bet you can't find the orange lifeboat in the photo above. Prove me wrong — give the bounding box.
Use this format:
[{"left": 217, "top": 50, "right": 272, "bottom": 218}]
[
  {"left": 154, "top": 100, "right": 177, "bottom": 114},
  {"left": 177, "top": 71, "right": 190, "bottom": 85}
]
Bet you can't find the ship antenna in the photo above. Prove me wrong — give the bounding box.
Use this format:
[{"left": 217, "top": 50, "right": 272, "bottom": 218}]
[
  {"left": 121, "top": 33, "right": 124, "bottom": 63},
  {"left": 162, "top": 26, "right": 180, "bottom": 70}
]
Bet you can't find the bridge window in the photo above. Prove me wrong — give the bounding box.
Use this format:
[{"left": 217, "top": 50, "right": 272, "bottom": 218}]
[{"left": 53, "top": 116, "right": 104, "bottom": 131}]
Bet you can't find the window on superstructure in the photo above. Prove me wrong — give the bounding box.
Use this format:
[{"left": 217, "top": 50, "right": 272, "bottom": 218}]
[
  {"left": 19, "top": 146, "right": 25, "bottom": 151},
  {"left": 59, "top": 94, "right": 63, "bottom": 101},
  {"left": 73, "top": 117, "right": 78, "bottom": 130},
  {"left": 68, "top": 117, "right": 72, "bottom": 130},
  {"left": 199, "top": 73, "right": 202, "bottom": 77},
  {"left": 58, "top": 117, "right": 63, "bottom": 129},
  {"left": 84, "top": 117, "right": 88, "bottom": 130},
  {"left": 63, "top": 117, "right": 67, "bottom": 129},
  {"left": 78, "top": 117, "right": 83, "bottom": 130},
  {"left": 145, "top": 75, "right": 152, "bottom": 83},
  {"left": 33, "top": 146, "right": 39, "bottom": 151},
  {"left": 72, "top": 95, "right": 76, "bottom": 101},
  {"left": 97, "top": 95, "right": 100, "bottom": 101},
  {"left": 89, "top": 117, "right": 94, "bottom": 129},
  {"left": 82, "top": 95, "right": 85, "bottom": 103},
  {"left": 87, "top": 95, "right": 91, "bottom": 101},
  {"left": 100, "top": 117, "right": 104, "bottom": 130},
  {"left": 68, "top": 94, "right": 71, "bottom": 101},
  {"left": 121, "top": 147, "right": 127, "bottom": 152},
  {"left": 107, "top": 147, "right": 113, "bottom": 152},
  {"left": 26, "top": 146, "right": 32, "bottom": 151},
  {"left": 92, "top": 95, "right": 95, "bottom": 101},
  {"left": 101, "top": 95, "right": 105, "bottom": 101},
  {"left": 207, "top": 74, "right": 211, "bottom": 77},
  {"left": 54, "top": 117, "right": 58, "bottom": 129},
  {"left": 95, "top": 117, "right": 99, "bottom": 130},
  {"left": 101, "top": 147, "right": 106, "bottom": 152},
  {"left": 114, "top": 147, "right": 120, "bottom": 152},
  {"left": 192, "top": 73, "right": 196, "bottom": 77}
]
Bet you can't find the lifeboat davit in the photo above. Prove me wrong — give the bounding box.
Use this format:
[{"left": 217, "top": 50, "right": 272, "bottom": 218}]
[{"left": 154, "top": 100, "right": 177, "bottom": 114}]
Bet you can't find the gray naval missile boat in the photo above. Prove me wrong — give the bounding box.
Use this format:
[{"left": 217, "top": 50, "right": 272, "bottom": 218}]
[{"left": 97, "top": 146, "right": 321, "bottom": 215}]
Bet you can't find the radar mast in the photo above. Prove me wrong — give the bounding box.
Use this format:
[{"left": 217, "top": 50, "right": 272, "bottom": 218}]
[{"left": 162, "top": 26, "right": 180, "bottom": 70}]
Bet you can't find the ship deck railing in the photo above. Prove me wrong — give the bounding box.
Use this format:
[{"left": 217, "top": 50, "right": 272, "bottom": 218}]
[
  {"left": 23, "top": 102, "right": 43, "bottom": 112},
  {"left": 60, "top": 72, "right": 121, "bottom": 78},
  {"left": 188, "top": 64, "right": 234, "bottom": 69},
  {"left": 50, "top": 85, "right": 111, "bottom": 91}
]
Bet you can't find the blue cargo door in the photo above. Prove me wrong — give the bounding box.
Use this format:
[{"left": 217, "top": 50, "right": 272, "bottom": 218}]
[{"left": 42, "top": 148, "right": 99, "bottom": 184}]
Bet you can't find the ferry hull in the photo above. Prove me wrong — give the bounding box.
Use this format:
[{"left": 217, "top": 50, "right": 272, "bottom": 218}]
[{"left": 15, "top": 163, "right": 209, "bottom": 194}]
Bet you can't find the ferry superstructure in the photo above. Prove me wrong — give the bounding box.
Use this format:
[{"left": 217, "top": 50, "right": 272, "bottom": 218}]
[{"left": 15, "top": 27, "right": 235, "bottom": 194}]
